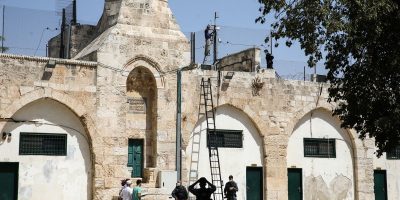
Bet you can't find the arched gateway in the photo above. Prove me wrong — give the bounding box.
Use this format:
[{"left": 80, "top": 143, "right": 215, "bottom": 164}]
[
  {"left": 186, "top": 104, "right": 265, "bottom": 200},
  {"left": 0, "top": 98, "right": 92, "bottom": 200}
]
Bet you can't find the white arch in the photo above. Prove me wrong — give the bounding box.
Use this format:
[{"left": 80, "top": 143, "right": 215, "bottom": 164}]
[
  {"left": 186, "top": 104, "right": 264, "bottom": 200},
  {"left": 0, "top": 98, "right": 92, "bottom": 200},
  {"left": 287, "top": 109, "right": 355, "bottom": 200}
]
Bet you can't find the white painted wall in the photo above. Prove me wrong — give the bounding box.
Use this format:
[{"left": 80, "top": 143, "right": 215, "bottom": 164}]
[
  {"left": 374, "top": 150, "right": 400, "bottom": 200},
  {"left": 0, "top": 99, "right": 91, "bottom": 200},
  {"left": 186, "top": 105, "right": 263, "bottom": 200},
  {"left": 287, "top": 109, "right": 354, "bottom": 200}
]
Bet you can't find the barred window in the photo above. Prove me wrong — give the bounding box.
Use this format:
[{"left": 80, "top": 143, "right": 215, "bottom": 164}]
[
  {"left": 19, "top": 133, "right": 67, "bottom": 156},
  {"left": 387, "top": 144, "right": 400, "bottom": 159},
  {"left": 304, "top": 138, "right": 336, "bottom": 158},
  {"left": 207, "top": 129, "right": 243, "bottom": 148}
]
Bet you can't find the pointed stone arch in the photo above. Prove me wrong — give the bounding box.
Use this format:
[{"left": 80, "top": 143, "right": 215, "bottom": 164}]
[
  {"left": 2, "top": 88, "right": 86, "bottom": 119},
  {"left": 0, "top": 87, "right": 98, "bottom": 151},
  {"left": 287, "top": 102, "right": 360, "bottom": 150},
  {"left": 121, "top": 55, "right": 165, "bottom": 88},
  {"left": 286, "top": 103, "right": 371, "bottom": 200},
  {"left": 0, "top": 88, "right": 97, "bottom": 199},
  {"left": 183, "top": 103, "right": 268, "bottom": 151},
  {"left": 125, "top": 64, "right": 158, "bottom": 169},
  {"left": 185, "top": 103, "right": 266, "bottom": 200}
]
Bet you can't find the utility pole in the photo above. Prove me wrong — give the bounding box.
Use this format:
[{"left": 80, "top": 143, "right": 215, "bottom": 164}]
[
  {"left": 270, "top": 30, "right": 273, "bottom": 55},
  {"left": 190, "top": 32, "right": 196, "bottom": 64},
  {"left": 59, "top": 8, "right": 66, "bottom": 58},
  {"left": 213, "top": 12, "right": 218, "bottom": 66},
  {"left": 1, "top": 5, "right": 5, "bottom": 53},
  {"left": 72, "top": 0, "right": 77, "bottom": 25}
]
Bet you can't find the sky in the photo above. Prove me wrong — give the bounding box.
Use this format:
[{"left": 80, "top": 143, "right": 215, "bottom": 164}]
[{"left": 0, "top": 0, "right": 326, "bottom": 77}]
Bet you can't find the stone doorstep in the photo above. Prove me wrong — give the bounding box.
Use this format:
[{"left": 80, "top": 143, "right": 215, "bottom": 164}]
[
  {"left": 130, "top": 177, "right": 157, "bottom": 190},
  {"left": 133, "top": 185, "right": 171, "bottom": 200}
]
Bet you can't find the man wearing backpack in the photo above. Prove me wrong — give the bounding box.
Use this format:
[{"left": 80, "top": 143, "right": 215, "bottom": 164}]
[
  {"left": 224, "top": 175, "right": 238, "bottom": 200},
  {"left": 171, "top": 180, "right": 188, "bottom": 200}
]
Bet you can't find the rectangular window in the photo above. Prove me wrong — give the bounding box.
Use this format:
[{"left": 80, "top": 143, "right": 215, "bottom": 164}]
[
  {"left": 207, "top": 129, "right": 243, "bottom": 148},
  {"left": 387, "top": 144, "right": 400, "bottom": 159},
  {"left": 304, "top": 138, "right": 336, "bottom": 158},
  {"left": 19, "top": 133, "right": 67, "bottom": 156}
]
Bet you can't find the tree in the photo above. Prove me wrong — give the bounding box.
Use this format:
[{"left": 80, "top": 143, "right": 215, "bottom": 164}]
[
  {"left": 257, "top": 0, "right": 400, "bottom": 156},
  {"left": 0, "top": 36, "right": 8, "bottom": 53}
]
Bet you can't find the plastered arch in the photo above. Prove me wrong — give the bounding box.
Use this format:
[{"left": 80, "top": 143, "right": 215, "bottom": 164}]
[
  {"left": 0, "top": 88, "right": 97, "bottom": 144},
  {"left": 121, "top": 55, "right": 165, "bottom": 88},
  {"left": 185, "top": 103, "right": 268, "bottom": 156},
  {"left": 0, "top": 87, "right": 97, "bottom": 199},
  {"left": 186, "top": 103, "right": 266, "bottom": 200},
  {"left": 287, "top": 101, "right": 358, "bottom": 146},
  {"left": 217, "top": 103, "right": 269, "bottom": 138},
  {"left": 287, "top": 104, "right": 362, "bottom": 200}
]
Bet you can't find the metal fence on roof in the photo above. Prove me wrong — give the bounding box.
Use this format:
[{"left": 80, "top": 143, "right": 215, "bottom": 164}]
[
  {"left": 0, "top": 4, "right": 324, "bottom": 80},
  {"left": 0, "top": 2, "right": 95, "bottom": 57},
  {"left": 0, "top": 5, "right": 60, "bottom": 56},
  {"left": 183, "top": 26, "right": 325, "bottom": 81}
]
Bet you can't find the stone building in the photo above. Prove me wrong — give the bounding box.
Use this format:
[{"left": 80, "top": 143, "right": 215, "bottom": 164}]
[{"left": 0, "top": 0, "right": 399, "bottom": 200}]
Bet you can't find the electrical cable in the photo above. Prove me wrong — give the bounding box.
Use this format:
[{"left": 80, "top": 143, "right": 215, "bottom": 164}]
[
  {"left": 34, "top": 27, "right": 49, "bottom": 56},
  {"left": 1, "top": 117, "right": 89, "bottom": 143}
]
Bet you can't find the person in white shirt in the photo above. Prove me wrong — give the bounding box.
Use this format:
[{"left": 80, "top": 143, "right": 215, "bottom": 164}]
[{"left": 120, "top": 180, "right": 133, "bottom": 200}]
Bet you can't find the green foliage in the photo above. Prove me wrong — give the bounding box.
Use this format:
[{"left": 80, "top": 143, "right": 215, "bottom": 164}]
[{"left": 257, "top": 0, "right": 400, "bottom": 156}]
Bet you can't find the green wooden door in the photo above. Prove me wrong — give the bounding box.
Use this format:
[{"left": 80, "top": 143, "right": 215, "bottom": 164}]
[
  {"left": 0, "top": 162, "right": 19, "bottom": 200},
  {"left": 374, "top": 170, "right": 388, "bottom": 200},
  {"left": 128, "top": 139, "right": 143, "bottom": 177},
  {"left": 288, "top": 168, "right": 302, "bottom": 200},
  {"left": 246, "top": 167, "right": 263, "bottom": 200}
]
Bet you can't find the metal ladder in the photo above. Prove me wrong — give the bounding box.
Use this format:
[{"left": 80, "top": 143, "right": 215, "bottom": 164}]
[
  {"left": 201, "top": 78, "right": 224, "bottom": 200},
  {"left": 188, "top": 110, "right": 202, "bottom": 187}
]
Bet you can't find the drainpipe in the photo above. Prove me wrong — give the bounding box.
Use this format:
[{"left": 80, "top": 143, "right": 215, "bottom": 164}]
[
  {"left": 176, "top": 69, "right": 182, "bottom": 181},
  {"left": 176, "top": 64, "right": 197, "bottom": 181}
]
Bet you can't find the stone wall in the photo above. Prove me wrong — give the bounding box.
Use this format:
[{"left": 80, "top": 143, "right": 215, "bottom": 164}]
[
  {"left": 47, "top": 35, "right": 61, "bottom": 58},
  {"left": 0, "top": 54, "right": 97, "bottom": 112},
  {"left": 0, "top": 0, "right": 386, "bottom": 199},
  {"left": 70, "top": 25, "right": 97, "bottom": 58},
  {"left": 218, "top": 48, "right": 261, "bottom": 72},
  {"left": 0, "top": 53, "right": 380, "bottom": 200},
  {"left": 180, "top": 69, "right": 375, "bottom": 200}
]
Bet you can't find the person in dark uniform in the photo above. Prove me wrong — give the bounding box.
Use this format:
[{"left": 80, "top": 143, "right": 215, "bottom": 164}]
[
  {"left": 265, "top": 52, "right": 274, "bottom": 69},
  {"left": 224, "top": 175, "right": 238, "bottom": 200},
  {"left": 204, "top": 24, "right": 214, "bottom": 61},
  {"left": 171, "top": 180, "right": 188, "bottom": 200},
  {"left": 188, "top": 177, "right": 216, "bottom": 200}
]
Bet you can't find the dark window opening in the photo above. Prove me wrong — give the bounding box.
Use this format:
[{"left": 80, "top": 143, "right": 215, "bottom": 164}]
[
  {"left": 19, "top": 133, "right": 67, "bottom": 156},
  {"left": 387, "top": 144, "right": 400, "bottom": 159},
  {"left": 304, "top": 138, "right": 336, "bottom": 158},
  {"left": 207, "top": 129, "right": 243, "bottom": 148}
]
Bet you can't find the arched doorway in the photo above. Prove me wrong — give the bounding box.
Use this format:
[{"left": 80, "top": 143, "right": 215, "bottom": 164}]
[
  {"left": 126, "top": 66, "right": 157, "bottom": 177},
  {"left": 186, "top": 105, "right": 264, "bottom": 200},
  {"left": 0, "top": 98, "right": 92, "bottom": 200},
  {"left": 287, "top": 109, "right": 354, "bottom": 200}
]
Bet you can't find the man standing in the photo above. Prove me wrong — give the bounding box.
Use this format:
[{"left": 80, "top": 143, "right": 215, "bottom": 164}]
[
  {"left": 132, "top": 179, "right": 142, "bottom": 200},
  {"left": 171, "top": 180, "right": 188, "bottom": 200},
  {"left": 120, "top": 180, "right": 133, "bottom": 200},
  {"left": 224, "top": 175, "right": 238, "bottom": 200},
  {"left": 203, "top": 24, "right": 214, "bottom": 64},
  {"left": 188, "top": 177, "right": 216, "bottom": 200}
]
